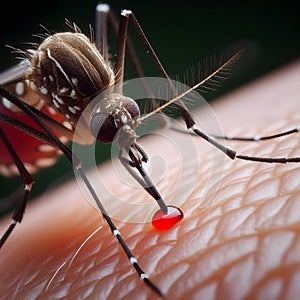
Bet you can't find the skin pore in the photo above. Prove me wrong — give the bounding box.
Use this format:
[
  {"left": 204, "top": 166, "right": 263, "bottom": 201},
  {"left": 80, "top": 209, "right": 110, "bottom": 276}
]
[{"left": 0, "top": 60, "right": 300, "bottom": 299}]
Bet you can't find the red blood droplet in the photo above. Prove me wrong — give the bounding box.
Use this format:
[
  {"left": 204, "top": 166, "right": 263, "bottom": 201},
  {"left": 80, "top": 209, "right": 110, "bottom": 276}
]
[{"left": 152, "top": 205, "right": 184, "bottom": 231}]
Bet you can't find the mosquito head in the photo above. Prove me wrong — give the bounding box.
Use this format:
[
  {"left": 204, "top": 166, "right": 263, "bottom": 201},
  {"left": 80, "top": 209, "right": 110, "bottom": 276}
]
[{"left": 90, "top": 93, "right": 140, "bottom": 145}]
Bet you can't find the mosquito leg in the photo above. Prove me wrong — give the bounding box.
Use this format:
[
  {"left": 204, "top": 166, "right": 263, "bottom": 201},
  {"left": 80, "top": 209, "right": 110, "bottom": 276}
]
[
  {"left": 76, "top": 167, "right": 163, "bottom": 297},
  {"left": 95, "top": 4, "right": 126, "bottom": 93},
  {"left": 101, "top": 8, "right": 169, "bottom": 214},
  {"left": 191, "top": 125, "right": 300, "bottom": 164},
  {"left": 95, "top": 3, "right": 109, "bottom": 61},
  {"left": 111, "top": 9, "right": 129, "bottom": 90},
  {"left": 119, "top": 146, "right": 168, "bottom": 213},
  {"left": 0, "top": 127, "right": 34, "bottom": 248},
  {"left": 104, "top": 6, "right": 146, "bottom": 80},
  {"left": 192, "top": 126, "right": 236, "bottom": 159},
  {"left": 119, "top": 156, "right": 157, "bottom": 198},
  {"left": 209, "top": 126, "right": 300, "bottom": 141},
  {"left": 95, "top": 2, "right": 147, "bottom": 88},
  {"left": 235, "top": 154, "right": 300, "bottom": 163},
  {"left": 171, "top": 124, "right": 300, "bottom": 142},
  {"left": 128, "top": 149, "right": 168, "bottom": 214}
]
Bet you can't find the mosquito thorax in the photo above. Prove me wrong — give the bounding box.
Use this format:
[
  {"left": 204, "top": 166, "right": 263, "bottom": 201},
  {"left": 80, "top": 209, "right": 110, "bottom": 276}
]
[
  {"left": 28, "top": 32, "right": 115, "bottom": 126},
  {"left": 90, "top": 93, "right": 140, "bottom": 144}
]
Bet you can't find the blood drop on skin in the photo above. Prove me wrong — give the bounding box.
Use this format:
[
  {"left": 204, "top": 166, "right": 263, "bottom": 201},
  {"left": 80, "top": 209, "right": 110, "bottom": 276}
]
[{"left": 152, "top": 205, "right": 183, "bottom": 231}]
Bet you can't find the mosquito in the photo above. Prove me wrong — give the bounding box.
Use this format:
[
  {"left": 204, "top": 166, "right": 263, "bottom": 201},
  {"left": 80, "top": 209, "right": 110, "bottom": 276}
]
[{"left": 0, "top": 3, "right": 299, "bottom": 297}]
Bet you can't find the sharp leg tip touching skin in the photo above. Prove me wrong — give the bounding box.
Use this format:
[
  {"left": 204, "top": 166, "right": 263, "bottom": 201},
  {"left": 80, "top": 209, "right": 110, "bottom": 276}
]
[{"left": 0, "top": 62, "right": 300, "bottom": 299}]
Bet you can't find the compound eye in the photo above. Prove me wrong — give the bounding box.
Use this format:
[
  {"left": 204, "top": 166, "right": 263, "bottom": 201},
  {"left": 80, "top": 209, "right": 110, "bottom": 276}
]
[
  {"left": 90, "top": 113, "right": 118, "bottom": 144},
  {"left": 123, "top": 97, "right": 140, "bottom": 119}
]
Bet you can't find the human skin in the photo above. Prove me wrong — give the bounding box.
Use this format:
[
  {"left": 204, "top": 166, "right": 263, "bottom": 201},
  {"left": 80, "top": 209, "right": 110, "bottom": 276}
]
[{"left": 0, "top": 61, "right": 300, "bottom": 300}]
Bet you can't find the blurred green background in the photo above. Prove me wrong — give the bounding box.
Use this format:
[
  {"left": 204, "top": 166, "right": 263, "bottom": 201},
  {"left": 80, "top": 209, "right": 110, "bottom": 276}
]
[{"left": 0, "top": 1, "right": 299, "bottom": 213}]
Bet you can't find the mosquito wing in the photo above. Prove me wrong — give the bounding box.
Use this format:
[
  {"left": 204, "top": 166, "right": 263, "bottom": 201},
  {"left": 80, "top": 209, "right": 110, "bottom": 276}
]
[{"left": 0, "top": 62, "right": 30, "bottom": 86}]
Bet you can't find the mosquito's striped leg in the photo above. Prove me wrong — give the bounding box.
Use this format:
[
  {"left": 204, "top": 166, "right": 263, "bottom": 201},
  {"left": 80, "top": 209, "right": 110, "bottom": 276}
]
[
  {"left": 0, "top": 127, "right": 34, "bottom": 248},
  {"left": 192, "top": 126, "right": 236, "bottom": 159},
  {"left": 113, "top": 228, "right": 163, "bottom": 297},
  {"left": 76, "top": 167, "right": 163, "bottom": 297},
  {"left": 235, "top": 154, "right": 300, "bottom": 163},
  {"left": 209, "top": 126, "right": 300, "bottom": 141},
  {"left": 171, "top": 124, "right": 300, "bottom": 142},
  {"left": 192, "top": 126, "right": 300, "bottom": 164}
]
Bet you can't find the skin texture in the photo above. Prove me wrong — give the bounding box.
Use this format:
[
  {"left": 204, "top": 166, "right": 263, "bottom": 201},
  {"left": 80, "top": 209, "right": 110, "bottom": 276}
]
[{"left": 0, "top": 61, "right": 300, "bottom": 300}]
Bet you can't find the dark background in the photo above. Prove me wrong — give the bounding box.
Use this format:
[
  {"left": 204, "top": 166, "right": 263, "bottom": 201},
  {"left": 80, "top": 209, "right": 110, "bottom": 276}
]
[{"left": 0, "top": 1, "right": 299, "bottom": 212}]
